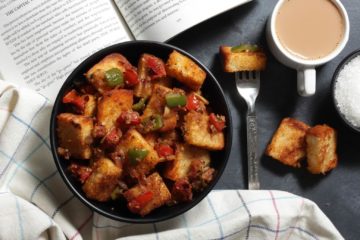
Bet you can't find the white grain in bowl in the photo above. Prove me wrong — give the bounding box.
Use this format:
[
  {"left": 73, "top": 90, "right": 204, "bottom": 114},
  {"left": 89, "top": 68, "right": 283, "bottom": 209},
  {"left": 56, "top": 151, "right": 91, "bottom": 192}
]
[{"left": 334, "top": 55, "right": 360, "bottom": 128}]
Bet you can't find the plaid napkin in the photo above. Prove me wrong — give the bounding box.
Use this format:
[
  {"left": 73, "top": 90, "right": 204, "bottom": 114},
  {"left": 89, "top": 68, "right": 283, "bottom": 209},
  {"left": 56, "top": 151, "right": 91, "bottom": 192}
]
[{"left": 0, "top": 80, "right": 344, "bottom": 240}]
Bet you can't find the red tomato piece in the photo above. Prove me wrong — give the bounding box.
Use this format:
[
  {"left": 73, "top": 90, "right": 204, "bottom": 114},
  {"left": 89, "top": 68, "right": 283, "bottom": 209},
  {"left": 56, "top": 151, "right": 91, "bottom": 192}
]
[
  {"left": 185, "top": 93, "right": 200, "bottom": 111},
  {"left": 68, "top": 164, "right": 92, "bottom": 184},
  {"left": 209, "top": 113, "right": 226, "bottom": 132},
  {"left": 102, "top": 128, "right": 121, "bottom": 149},
  {"left": 145, "top": 55, "right": 166, "bottom": 80},
  {"left": 128, "top": 191, "right": 153, "bottom": 213},
  {"left": 117, "top": 111, "right": 141, "bottom": 127},
  {"left": 78, "top": 168, "right": 92, "bottom": 183},
  {"left": 124, "top": 68, "right": 139, "bottom": 86},
  {"left": 155, "top": 144, "right": 174, "bottom": 157},
  {"left": 62, "top": 89, "right": 85, "bottom": 112}
]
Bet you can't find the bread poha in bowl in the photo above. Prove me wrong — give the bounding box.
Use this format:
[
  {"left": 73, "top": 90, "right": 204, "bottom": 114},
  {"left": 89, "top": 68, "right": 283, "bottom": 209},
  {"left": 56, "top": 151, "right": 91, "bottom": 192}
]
[{"left": 50, "top": 41, "right": 232, "bottom": 223}]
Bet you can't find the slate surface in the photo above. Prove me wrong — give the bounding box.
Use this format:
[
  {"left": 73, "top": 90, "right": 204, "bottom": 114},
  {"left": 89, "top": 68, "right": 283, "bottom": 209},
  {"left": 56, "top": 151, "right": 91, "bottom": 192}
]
[{"left": 168, "top": 0, "right": 360, "bottom": 239}]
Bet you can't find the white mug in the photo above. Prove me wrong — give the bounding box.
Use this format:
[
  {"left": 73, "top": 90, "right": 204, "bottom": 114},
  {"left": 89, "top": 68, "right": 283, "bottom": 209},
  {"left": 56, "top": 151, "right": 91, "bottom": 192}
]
[{"left": 266, "top": 0, "right": 350, "bottom": 97}]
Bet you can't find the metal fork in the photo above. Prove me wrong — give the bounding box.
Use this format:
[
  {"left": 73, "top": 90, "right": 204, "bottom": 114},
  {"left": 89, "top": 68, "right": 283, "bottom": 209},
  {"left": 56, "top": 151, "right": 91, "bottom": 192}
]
[{"left": 235, "top": 71, "right": 260, "bottom": 190}]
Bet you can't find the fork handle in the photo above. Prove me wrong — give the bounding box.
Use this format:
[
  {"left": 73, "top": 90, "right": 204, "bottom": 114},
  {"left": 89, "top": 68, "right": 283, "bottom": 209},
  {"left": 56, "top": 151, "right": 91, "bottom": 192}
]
[{"left": 246, "top": 113, "right": 260, "bottom": 190}]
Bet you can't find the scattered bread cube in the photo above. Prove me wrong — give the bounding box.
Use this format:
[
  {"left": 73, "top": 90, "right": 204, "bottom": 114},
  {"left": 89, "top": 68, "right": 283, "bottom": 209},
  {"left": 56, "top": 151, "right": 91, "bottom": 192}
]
[
  {"left": 57, "top": 113, "right": 93, "bottom": 159},
  {"left": 164, "top": 144, "right": 210, "bottom": 181},
  {"left": 85, "top": 53, "right": 135, "bottom": 93},
  {"left": 166, "top": 50, "right": 206, "bottom": 91},
  {"left": 306, "top": 125, "right": 338, "bottom": 174},
  {"left": 219, "top": 46, "right": 267, "bottom": 72},
  {"left": 183, "top": 111, "right": 224, "bottom": 150},
  {"left": 118, "top": 129, "right": 160, "bottom": 178},
  {"left": 123, "top": 172, "right": 171, "bottom": 216},
  {"left": 266, "top": 118, "right": 310, "bottom": 167},
  {"left": 82, "top": 157, "right": 122, "bottom": 202},
  {"left": 97, "top": 89, "right": 133, "bottom": 132}
]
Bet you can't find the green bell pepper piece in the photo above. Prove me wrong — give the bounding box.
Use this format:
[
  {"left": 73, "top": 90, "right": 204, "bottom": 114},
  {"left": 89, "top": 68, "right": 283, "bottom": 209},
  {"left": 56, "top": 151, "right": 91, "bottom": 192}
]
[
  {"left": 165, "top": 93, "right": 187, "bottom": 108},
  {"left": 231, "top": 44, "right": 259, "bottom": 53},
  {"left": 132, "top": 98, "right": 147, "bottom": 111},
  {"left": 105, "top": 68, "right": 124, "bottom": 87},
  {"left": 128, "top": 148, "right": 149, "bottom": 165}
]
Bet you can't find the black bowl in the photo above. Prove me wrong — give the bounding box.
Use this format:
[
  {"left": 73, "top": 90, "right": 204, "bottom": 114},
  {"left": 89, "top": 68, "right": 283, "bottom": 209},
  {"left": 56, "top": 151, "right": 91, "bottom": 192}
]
[
  {"left": 332, "top": 49, "right": 360, "bottom": 133},
  {"left": 50, "top": 40, "right": 233, "bottom": 223}
]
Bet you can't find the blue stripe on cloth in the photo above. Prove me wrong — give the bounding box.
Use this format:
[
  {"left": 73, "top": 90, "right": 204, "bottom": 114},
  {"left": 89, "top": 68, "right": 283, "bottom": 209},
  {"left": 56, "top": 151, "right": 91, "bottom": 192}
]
[
  {"left": 93, "top": 222, "right": 131, "bottom": 229},
  {"left": 250, "top": 224, "right": 319, "bottom": 240},
  {"left": 209, "top": 225, "right": 248, "bottom": 240},
  {"left": 1, "top": 148, "right": 55, "bottom": 197},
  {"left": 30, "top": 170, "right": 57, "bottom": 201},
  {"left": 207, "top": 197, "right": 224, "bottom": 239},
  {"left": 237, "top": 191, "right": 251, "bottom": 240},
  {"left": 11, "top": 113, "right": 50, "bottom": 150},
  {"left": 197, "top": 196, "right": 300, "bottom": 227},
  {"left": 181, "top": 214, "right": 191, "bottom": 240},
  {"left": 15, "top": 196, "right": 24, "bottom": 240},
  {"left": 6, "top": 138, "right": 49, "bottom": 186},
  {"left": 0, "top": 99, "right": 47, "bottom": 178},
  {"left": 288, "top": 226, "right": 319, "bottom": 240},
  {"left": 4, "top": 138, "right": 56, "bottom": 198},
  {"left": 153, "top": 223, "right": 159, "bottom": 240},
  {"left": 210, "top": 224, "right": 319, "bottom": 240},
  {"left": 51, "top": 195, "right": 74, "bottom": 218},
  {"left": 0, "top": 150, "right": 11, "bottom": 159},
  {"left": 91, "top": 195, "right": 317, "bottom": 240}
]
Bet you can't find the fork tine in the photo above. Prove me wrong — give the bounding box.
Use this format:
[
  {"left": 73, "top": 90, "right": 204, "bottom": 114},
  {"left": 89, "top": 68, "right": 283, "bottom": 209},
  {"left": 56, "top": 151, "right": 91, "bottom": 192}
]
[
  {"left": 242, "top": 71, "right": 246, "bottom": 80},
  {"left": 235, "top": 71, "right": 240, "bottom": 81},
  {"left": 256, "top": 71, "right": 261, "bottom": 79}
]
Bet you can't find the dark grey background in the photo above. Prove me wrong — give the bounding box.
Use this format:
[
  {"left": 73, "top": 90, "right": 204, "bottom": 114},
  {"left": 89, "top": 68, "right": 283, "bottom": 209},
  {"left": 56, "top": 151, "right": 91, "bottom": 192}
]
[{"left": 168, "top": 0, "right": 360, "bottom": 239}]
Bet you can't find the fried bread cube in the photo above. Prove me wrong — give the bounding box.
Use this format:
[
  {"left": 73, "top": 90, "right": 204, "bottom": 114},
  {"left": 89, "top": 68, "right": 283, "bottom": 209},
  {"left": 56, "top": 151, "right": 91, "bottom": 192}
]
[
  {"left": 166, "top": 50, "right": 206, "bottom": 91},
  {"left": 83, "top": 94, "right": 96, "bottom": 117},
  {"left": 134, "top": 54, "right": 168, "bottom": 98},
  {"left": 183, "top": 111, "right": 224, "bottom": 150},
  {"left": 57, "top": 113, "right": 93, "bottom": 159},
  {"left": 118, "top": 129, "right": 160, "bottom": 178},
  {"left": 219, "top": 46, "right": 267, "bottom": 72},
  {"left": 138, "top": 53, "right": 166, "bottom": 81},
  {"left": 141, "top": 84, "right": 172, "bottom": 119},
  {"left": 134, "top": 77, "right": 172, "bottom": 99},
  {"left": 306, "top": 124, "right": 338, "bottom": 174},
  {"left": 123, "top": 172, "right": 171, "bottom": 216},
  {"left": 141, "top": 84, "right": 181, "bottom": 132},
  {"left": 266, "top": 118, "right": 310, "bottom": 167},
  {"left": 85, "top": 53, "right": 135, "bottom": 93},
  {"left": 160, "top": 108, "right": 178, "bottom": 132},
  {"left": 142, "top": 132, "right": 158, "bottom": 148},
  {"left": 97, "top": 89, "right": 133, "bottom": 132},
  {"left": 164, "top": 144, "right": 210, "bottom": 181},
  {"left": 82, "top": 157, "right": 122, "bottom": 202}
]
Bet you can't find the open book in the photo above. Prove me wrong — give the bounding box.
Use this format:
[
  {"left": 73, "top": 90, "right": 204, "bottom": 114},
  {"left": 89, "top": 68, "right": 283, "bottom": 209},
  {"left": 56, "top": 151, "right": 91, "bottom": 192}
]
[{"left": 0, "top": 0, "right": 251, "bottom": 102}]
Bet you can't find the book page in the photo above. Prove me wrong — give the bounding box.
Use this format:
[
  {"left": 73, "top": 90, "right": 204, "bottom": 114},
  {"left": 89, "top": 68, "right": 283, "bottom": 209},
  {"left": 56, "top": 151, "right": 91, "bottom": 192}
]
[
  {"left": 114, "top": 0, "right": 252, "bottom": 42},
  {"left": 0, "top": 0, "right": 131, "bottom": 102}
]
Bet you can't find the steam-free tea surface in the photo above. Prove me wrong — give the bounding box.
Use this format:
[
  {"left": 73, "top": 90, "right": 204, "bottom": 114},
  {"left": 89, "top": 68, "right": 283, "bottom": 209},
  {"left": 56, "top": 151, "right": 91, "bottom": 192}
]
[{"left": 276, "top": 0, "right": 344, "bottom": 60}]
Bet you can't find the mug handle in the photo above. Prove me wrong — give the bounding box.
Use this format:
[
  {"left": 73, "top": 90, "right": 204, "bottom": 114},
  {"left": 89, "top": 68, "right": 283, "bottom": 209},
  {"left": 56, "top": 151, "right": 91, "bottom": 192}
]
[{"left": 297, "top": 68, "right": 316, "bottom": 96}]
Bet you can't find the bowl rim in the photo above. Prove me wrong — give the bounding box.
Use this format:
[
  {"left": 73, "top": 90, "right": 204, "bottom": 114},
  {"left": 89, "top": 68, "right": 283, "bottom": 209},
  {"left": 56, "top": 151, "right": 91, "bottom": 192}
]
[
  {"left": 49, "top": 40, "right": 233, "bottom": 223},
  {"left": 331, "top": 48, "right": 360, "bottom": 133}
]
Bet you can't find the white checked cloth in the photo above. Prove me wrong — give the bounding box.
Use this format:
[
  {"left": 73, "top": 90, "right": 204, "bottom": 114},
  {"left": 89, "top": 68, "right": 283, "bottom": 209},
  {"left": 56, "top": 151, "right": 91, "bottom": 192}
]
[{"left": 0, "top": 80, "right": 344, "bottom": 240}]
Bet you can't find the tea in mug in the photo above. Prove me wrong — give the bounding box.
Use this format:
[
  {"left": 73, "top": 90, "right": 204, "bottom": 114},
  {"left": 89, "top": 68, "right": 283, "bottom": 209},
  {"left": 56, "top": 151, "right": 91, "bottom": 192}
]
[{"left": 276, "top": 0, "right": 345, "bottom": 60}]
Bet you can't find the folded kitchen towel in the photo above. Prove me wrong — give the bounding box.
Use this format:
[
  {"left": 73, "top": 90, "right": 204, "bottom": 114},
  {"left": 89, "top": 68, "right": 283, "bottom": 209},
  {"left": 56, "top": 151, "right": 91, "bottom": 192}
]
[{"left": 0, "top": 80, "right": 344, "bottom": 240}]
